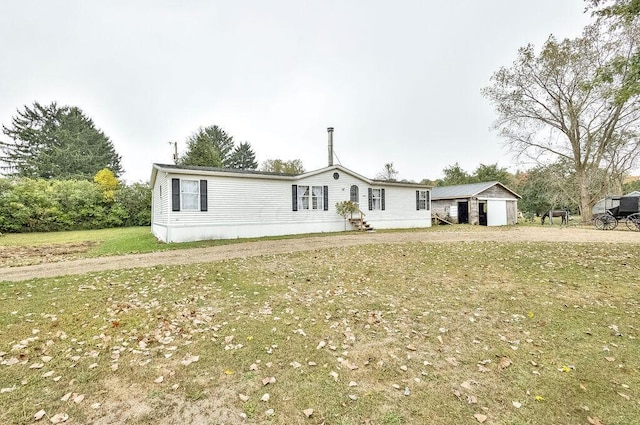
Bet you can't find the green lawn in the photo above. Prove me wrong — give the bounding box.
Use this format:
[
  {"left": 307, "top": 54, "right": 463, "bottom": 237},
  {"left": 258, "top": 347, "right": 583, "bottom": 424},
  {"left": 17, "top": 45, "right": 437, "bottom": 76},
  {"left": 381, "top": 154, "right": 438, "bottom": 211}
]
[{"left": 1, "top": 239, "right": 638, "bottom": 424}]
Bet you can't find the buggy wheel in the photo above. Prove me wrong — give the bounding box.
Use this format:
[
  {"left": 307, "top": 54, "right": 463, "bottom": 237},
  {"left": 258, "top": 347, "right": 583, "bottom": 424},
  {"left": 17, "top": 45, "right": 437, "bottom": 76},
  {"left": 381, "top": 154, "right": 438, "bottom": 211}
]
[
  {"left": 595, "top": 215, "right": 618, "bottom": 230},
  {"left": 626, "top": 213, "right": 640, "bottom": 231}
]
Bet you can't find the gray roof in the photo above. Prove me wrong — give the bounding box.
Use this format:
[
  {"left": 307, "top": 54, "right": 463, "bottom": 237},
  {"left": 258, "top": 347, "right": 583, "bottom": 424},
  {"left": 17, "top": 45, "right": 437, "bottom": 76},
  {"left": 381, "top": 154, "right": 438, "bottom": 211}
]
[{"left": 431, "top": 181, "right": 520, "bottom": 200}]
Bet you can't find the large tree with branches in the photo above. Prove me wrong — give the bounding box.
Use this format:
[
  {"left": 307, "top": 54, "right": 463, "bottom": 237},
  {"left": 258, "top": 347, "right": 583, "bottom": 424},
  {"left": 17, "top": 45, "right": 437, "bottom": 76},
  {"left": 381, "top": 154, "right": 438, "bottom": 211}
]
[{"left": 482, "top": 21, "right": 640, "bottom": 221}]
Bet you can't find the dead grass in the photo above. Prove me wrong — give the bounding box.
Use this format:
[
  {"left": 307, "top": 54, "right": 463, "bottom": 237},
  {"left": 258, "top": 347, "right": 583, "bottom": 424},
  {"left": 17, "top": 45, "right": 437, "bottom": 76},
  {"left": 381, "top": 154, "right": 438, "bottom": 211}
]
[{"left": 1, "top": 241, "right": 639, "bottom": 424}]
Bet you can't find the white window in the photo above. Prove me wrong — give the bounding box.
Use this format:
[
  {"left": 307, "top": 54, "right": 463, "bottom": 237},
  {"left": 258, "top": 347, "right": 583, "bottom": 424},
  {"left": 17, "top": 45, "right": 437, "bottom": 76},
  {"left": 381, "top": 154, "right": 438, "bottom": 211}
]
[
  {"left": 298, "top": 185, "right": 324, "bottom": 210},
  {"left": 311, "top": 186, "right": 324, "bottom": 210},
  {"left": 371, "top": 188, "right": 382, "bottom": 210},
  {"left": 298, "top": 185, "right": 310, "bottom": 210},
  {"left": 418, "top": 190, "right": 429, "bottom": 210},
  {"left": 181, "top": 179, "right": 200, "bottom": 210}
]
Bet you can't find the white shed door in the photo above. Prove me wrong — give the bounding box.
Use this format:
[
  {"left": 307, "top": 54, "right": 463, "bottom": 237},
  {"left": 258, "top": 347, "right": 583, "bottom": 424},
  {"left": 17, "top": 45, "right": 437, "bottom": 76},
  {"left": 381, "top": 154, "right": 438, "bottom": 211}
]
[{"left": 487, "top": 200, "right": 507, "bottom": 226}]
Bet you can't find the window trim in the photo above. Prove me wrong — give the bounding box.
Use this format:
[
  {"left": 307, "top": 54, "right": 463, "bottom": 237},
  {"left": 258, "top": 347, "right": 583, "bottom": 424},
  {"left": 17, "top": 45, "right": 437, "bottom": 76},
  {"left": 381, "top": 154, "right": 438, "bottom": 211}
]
[
  {"left": 180, "top": 179, "right": 201, "bottom": 211},
  {"left": 417, "top": 190, "right": 430, "bottom": 210}
]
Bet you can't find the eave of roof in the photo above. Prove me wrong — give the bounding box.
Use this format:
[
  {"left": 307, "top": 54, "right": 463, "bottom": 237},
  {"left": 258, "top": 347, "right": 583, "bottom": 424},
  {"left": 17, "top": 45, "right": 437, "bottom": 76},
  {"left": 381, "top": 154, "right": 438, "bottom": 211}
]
[
  {"left": 151, "top": 163, "right": 431, "bottom": 188},
  {"left": 431, "top": 181, "right": 521, "bottom": 200}
]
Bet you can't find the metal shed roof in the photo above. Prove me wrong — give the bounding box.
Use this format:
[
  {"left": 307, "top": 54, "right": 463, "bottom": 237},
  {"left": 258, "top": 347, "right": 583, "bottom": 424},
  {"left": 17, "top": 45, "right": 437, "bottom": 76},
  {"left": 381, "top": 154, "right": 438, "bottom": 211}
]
[{"left": 431, "top": 181, "right": 521, "bottom": 200}]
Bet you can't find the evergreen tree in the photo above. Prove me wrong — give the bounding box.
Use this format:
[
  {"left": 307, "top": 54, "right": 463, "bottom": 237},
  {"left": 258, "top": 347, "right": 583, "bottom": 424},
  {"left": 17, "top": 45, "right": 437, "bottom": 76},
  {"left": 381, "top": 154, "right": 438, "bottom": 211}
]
[
  {"left": 227, "top": 141, "right": 258, "bottom": 169},
  {"left": 180, "top": 125, "right": 235, "bottom": 167},
  {"left": 1, "top": 102, "right": 122, "bottom": 179}
]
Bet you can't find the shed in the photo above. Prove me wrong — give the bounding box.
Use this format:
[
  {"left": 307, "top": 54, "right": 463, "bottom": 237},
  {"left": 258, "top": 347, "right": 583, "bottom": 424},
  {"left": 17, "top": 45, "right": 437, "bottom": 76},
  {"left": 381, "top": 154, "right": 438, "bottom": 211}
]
[
  {"left": 431, "top": 181, "right": 521, "bottom": 226},
  {"left": 150, "top": 163, "right": 432, "bottom": 243}
]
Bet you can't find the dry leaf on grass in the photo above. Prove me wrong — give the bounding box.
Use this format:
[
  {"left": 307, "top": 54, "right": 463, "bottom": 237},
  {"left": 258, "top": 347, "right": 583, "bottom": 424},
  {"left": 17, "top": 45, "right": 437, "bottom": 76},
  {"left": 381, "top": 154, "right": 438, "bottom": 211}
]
[
  {"left": 498, "top": 356, "right": 512, "bottom": 370},
  {"left": 50, "top": 412, "right": 69, "bottom": 423},
  {"left": 180, "top": 355, "right": 199, "bottom": 366},
  {"left": 262, "top": 376, "right": 276, "bottom": 385},
  {"left": 303, "top": 408, "right": 314, "bottom": 418},
  {"left": 34, "top": 410, "right": 46, "bottom": 421},
  {"left": 473, "top": 413, "right": 487, "bottom": 423},
  {"left": 587, "top": 417, "right": 602, "bottom": 425}
]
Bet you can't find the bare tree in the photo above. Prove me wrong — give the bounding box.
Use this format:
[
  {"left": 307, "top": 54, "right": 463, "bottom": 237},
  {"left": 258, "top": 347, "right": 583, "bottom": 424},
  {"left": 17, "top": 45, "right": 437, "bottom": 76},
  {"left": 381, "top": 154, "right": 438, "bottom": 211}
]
[
  {"left": 376, "top": 162, "right": 399, "bottom": 181},
  {"left": 482, "top": 22, "right": 640, "bottom": 220}
]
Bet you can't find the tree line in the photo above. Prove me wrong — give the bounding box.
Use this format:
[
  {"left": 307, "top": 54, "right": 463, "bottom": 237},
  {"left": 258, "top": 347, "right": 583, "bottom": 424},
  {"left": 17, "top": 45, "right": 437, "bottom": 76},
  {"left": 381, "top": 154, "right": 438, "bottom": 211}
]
[
  {"left": 0, "top": 170, "right": 150, "bottom": 233},
  {"left": 0, "top": 1, "right": 637, "bottom": 230}
]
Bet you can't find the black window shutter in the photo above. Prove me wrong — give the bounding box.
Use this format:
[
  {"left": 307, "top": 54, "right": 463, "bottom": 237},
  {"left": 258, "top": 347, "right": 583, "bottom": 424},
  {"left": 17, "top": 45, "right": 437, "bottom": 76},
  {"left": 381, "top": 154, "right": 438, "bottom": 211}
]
[
  {"left": 292, "top": 185, "right": 298, "bottom": 211},
  {"left": 381, "top": 189, "right": 385, "bottom": 211},
  {"left": 171, "top": 178, "right": 180, "bottom": 211},
  {"left": 323, "top": 186, "right": 328, "bottom": 211},
  {"left": 368, "top": 188, "right": 373, "bottom": 211},
  {"left": 416, "top": 190, "right": 420, "bottom": 210},
  {"left": 200, "top": 180, "right": 208, "bottom": 212},
  {"left": 426, "top": 191, "right": 430, "bottom": 210}
]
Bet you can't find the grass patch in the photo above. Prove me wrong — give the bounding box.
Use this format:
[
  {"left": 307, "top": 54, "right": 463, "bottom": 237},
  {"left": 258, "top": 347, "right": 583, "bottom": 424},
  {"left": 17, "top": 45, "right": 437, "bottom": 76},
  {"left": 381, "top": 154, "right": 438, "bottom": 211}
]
[{"left": 1, "top": 240, "right": 639, "bottom": 424}]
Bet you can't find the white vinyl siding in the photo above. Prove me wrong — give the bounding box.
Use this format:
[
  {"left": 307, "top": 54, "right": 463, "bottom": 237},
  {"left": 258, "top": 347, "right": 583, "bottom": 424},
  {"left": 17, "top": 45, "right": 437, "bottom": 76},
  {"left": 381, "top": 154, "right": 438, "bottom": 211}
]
[{"left": 151, "top": 165, "right": 431, "bottom": 242}]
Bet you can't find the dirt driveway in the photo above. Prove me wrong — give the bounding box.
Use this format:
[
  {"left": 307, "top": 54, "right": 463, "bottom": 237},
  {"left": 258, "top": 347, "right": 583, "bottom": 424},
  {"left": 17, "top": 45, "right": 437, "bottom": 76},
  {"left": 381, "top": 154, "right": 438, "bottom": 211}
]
[{"left": 1, "top": 226, "right": 638, "bottom": 282}]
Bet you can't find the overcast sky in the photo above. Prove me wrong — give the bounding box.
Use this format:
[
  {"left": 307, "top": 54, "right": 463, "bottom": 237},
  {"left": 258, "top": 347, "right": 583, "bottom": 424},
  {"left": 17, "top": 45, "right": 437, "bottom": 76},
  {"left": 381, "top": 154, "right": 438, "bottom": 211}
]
[{"left": 0, "top": 1, "right": 594, "bottom": 183}]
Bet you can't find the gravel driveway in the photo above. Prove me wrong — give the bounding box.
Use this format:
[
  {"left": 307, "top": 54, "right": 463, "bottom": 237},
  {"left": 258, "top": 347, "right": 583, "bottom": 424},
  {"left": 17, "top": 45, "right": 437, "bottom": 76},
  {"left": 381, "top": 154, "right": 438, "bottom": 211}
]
[{"left": 1, "top": 226, "right": 638, "bottom": 282}]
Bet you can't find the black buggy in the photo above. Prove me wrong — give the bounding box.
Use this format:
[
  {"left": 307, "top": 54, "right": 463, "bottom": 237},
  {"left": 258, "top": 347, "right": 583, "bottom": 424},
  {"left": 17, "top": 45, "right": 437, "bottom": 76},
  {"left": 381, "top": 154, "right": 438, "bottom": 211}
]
[{"left": 593, "top": 195, "right": 640, "bottom": 231}]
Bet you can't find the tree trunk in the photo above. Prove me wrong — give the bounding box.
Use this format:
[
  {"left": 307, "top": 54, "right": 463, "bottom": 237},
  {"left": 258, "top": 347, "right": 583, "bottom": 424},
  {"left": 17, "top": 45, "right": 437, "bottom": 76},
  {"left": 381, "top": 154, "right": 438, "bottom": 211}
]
[{"left": 577, "top": 169, "right": 593, "bottom": 223}]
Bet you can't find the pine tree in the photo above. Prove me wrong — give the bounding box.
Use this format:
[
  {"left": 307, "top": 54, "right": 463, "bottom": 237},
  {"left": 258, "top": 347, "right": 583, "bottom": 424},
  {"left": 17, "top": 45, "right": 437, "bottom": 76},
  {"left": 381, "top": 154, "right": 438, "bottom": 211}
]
[
  {"left": 180, "top": 125, "right": 235, "bottom": 167},
  {"left": 227, "top": 142, "right": 258, "bottom": 170},
  {"left": 1, "top": 102, "right": 123, "bottom": 179}
]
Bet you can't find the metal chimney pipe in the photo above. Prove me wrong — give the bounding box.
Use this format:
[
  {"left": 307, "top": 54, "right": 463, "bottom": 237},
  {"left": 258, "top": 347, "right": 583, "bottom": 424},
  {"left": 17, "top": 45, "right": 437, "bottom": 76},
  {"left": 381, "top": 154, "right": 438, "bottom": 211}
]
[{"left": 327, "top": 127, "right": 334, "bottom": 166}]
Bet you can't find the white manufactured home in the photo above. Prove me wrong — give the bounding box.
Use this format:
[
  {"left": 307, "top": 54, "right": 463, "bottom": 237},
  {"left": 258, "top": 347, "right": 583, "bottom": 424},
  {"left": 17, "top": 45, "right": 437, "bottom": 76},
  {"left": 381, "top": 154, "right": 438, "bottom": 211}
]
[{"left": 150, "top": 163, "right": 432, "bottom": 243}]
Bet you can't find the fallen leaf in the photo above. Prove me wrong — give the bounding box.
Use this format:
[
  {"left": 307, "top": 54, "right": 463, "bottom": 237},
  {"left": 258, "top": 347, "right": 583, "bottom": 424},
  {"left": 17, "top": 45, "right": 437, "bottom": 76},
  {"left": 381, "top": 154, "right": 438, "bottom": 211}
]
[
  {"left": 348, "top": 394, "right": 358, "bottom": 400},
  {"left": 605, "top": 357, "right": 615, "bottom": 362},
  {"left": 303, "top": 408, "right": 314, "bottom": 418},
  {"left": 512, "top": 401, "right": 522, "bottom": 408},
  {"left": 261, "top": 393, "right": 270, "bottom": 402},
  {"left": 50, "top": 412, "right": 69, "bottom": 423},
  {"left": 473, "top": 413, "right": 487, "bottom": 423},
  {"left": 155, "top": 376, "right": 164, "bottom": 383},
  {"left": 224, "top": 369, "right": 234, "bottom": 375},
  {"left": 34, "top": 410, "right": 46, "bottom": 421},
  {"left": 498, "top": 357, "right": 512, "bottom": 370},
  {"left": 181, "top": 355, "right": 199, "bottom": 366},
  {"left": 535, "top": 395, "right": 545, "bottom": 401},
  {"left": 73, "top": 394, "right": 85, "bottom": 404},
  {"left": 265, "top": 408, "right": 275, "bottom": 416},
  {"left": 618, "top": 392, "right": 630, "bottom": 400},
  {"left": 60, "top": 392, "right": 72, "bottom": 402},
  {"left": 238, "top": 394, "right": 249, "bottom": 402},
  {"left": 587, "top": 417, "right": 602, "bottom": 425},
  {"left": 262, "top": 376, "right": 276, "bottom": 385}
]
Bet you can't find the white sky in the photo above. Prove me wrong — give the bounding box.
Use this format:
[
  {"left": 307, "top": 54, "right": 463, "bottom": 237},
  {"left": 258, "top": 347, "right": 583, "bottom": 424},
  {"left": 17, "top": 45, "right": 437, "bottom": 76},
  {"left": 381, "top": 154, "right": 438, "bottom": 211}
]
[{"left": 0, "top": 1, "right": 594, "bottom": 183}]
